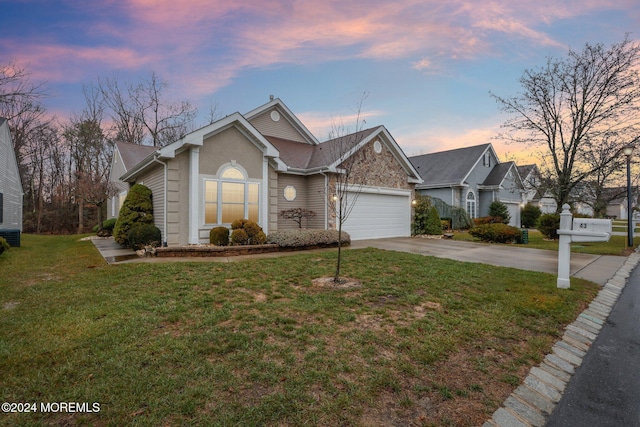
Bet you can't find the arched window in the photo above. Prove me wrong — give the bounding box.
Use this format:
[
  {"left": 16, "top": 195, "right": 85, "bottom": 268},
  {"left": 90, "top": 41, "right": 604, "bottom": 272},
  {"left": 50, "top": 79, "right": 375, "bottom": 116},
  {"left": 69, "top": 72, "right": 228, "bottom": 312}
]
[
  {"left": 466, "top": 191, "right": 476, "bottom": 219},
  {"left": 204, "top": 165, "right": 259, "bottom": 224}
]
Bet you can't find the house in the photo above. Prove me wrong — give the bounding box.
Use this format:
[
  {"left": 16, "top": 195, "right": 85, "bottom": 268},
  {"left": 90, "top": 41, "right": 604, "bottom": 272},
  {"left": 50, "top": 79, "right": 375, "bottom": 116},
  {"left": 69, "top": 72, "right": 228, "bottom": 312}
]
[
  {"left": 517, "top": 164, "right": 557, "bottom": 213},
  {"left": 409, "top": 143, "right": 524, "bottom": 227},
  {"left": 107, "top": 98, "right": 422, "bottom": 245},
  {"left": 0, "top": 118, "right": 23, "bottom": 246}
]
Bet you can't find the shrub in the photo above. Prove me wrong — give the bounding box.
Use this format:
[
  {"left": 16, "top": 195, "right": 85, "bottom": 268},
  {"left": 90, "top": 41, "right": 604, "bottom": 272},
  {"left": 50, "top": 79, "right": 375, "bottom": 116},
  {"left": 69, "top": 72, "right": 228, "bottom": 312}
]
[
  {"left": 267, "top": 229, "right": 351, "bottom": 247},
  {"left": 424, "top": 207, "right": 443, "bottom": 235},
  {"left": 488, "top": 201, "right": 510, "bottom": 224},
  {"left": 473, "top": 216, "right": 504, "bottom": 225},
  {"left": 127, "top": 224, "right": 162, "bottom": 250},
  {"left": 113, "top": 184, "right": 154, "bottom": 246},
  {"left": 441, "top": 219, "right": 452, "bottom": 230},
  {"left": 230, "top": 228, "right": 249, "bottom": 245},
  {"left": 537, "top": 213, "right": 560, "bottom": 240},
  {"left": 412, "top": 195, "right": 433, "bottom": 235},
  {"left": 94, "top": 218, "right": 118, "bottom": 236},
  {"left": 229, "top": 219, "right": 266, "bottom": 245},
  {"left": 521, "top": 204, "right": 542, "bottom": 228},
  {"left": 210, "top": 227, "right": 230, "bottom": 246},
  {"left": 0, "top": 237, "right": 9, "bottom": 255},
  {"left": 469, "top": 223, "right": 522, "bottom": 243}
]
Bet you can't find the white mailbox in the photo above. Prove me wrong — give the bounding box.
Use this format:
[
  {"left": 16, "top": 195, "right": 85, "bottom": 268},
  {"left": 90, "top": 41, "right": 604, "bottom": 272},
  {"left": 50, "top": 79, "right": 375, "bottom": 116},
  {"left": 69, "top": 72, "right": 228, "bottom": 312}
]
[{"left": 571, "top": 218, "right": 612, "bottom": 242}]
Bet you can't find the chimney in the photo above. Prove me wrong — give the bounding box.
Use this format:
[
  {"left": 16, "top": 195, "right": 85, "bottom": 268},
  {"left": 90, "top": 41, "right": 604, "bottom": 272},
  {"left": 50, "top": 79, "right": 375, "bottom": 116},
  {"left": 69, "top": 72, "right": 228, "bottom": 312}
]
[{"left": 269, "top": 95, "right": 274, "bottom": 101}]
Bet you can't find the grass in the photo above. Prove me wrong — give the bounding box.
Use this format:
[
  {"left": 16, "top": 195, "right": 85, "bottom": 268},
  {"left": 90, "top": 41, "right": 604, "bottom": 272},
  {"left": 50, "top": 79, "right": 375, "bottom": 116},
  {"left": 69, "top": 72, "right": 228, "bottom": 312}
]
[
  {"left": 454, "top": 228, "right": 640, "bottom": 255},
  {"left": 0, "top": 234, "right": 601, "bottom": 426}
]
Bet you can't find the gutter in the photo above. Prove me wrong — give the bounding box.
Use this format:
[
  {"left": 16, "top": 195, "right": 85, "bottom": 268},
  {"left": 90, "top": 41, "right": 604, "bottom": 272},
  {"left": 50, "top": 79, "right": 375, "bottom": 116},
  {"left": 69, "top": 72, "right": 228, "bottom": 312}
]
[{"left": 151, "top": 156, "right": 168, "bottom": 247}]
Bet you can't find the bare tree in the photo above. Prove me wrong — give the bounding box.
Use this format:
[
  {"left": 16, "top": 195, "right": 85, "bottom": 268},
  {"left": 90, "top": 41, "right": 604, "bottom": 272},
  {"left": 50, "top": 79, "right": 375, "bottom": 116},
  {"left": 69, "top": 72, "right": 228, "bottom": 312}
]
[
  {"left": 492, "top": 36, "right": 640, "bottom": 212},
  {"left": 63, "top": 86, "right": 114, "bottom": 232},
  {"left": 97, "top": 72, "right": 197, "bottom": 146},
  {"left": 324, "top": 95, "right": 370, "bottom": 282}
]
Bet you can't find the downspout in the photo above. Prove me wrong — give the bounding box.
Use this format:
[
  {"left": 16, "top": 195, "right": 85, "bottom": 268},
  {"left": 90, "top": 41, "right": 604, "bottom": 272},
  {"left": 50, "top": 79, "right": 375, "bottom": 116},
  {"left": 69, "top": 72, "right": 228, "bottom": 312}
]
[
  {"left": 319, "top": 171, "right": 329, "bottom": 230},
  {"left": 152, "top": 156, "right": 168, "bottom": 247}
]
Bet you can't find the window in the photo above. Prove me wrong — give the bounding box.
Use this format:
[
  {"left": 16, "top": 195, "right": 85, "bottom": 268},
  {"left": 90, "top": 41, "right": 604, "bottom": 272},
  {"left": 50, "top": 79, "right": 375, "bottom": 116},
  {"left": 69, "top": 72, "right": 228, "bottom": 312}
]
[
  {"left": 483, "top": 153, "right": 491, "bottom": 168},
  {"left": 283, "top": 185, "right": 296, "bottom": 201},
  {"left": 204, "top": 165, "right": 259, "bottom": 224},
  {"left": 466, "top": 191, "right": 476, "bottom": 218}
]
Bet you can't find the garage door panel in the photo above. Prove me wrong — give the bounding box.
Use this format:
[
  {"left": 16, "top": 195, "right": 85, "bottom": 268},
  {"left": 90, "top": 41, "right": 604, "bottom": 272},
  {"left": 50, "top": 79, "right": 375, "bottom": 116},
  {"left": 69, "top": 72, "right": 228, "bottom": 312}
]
[{"left": 342, "top": 192, "right": 410, "bottom": 240}]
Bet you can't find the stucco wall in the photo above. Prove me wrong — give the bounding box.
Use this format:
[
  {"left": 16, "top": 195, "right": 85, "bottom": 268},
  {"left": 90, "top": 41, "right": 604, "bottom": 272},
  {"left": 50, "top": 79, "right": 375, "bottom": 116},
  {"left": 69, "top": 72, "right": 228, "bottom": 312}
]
[{"left": 200, "top": 127, "right": 264, "bottom": 179}]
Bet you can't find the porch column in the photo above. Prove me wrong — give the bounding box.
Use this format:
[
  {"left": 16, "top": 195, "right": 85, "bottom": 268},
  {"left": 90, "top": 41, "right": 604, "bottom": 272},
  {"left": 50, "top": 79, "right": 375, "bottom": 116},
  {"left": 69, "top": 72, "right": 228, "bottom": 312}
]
[
  {"left": 262, "top": 158, "right": 269, "bottom": 234},
  {"left": 189, "top": 147, "right": 200, "bottom": 244}
]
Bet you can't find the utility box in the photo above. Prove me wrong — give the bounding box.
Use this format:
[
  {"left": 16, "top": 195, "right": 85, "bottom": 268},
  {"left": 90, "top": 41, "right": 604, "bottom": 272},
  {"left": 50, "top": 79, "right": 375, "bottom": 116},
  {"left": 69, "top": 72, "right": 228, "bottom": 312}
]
[
  {"left": 571, "top": 218, "right": 612, "bottom": 242},
  {"left": 0, "top": 229, "right": 21, "bottom": 247},
  {"left": 521, "top": 228, "right": 529, "bottom": 244}
]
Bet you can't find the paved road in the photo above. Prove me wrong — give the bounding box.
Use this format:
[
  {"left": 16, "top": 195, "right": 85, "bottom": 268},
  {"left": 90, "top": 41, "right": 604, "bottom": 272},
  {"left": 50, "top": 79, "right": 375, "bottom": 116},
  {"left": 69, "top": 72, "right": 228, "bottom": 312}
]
[{"left": 545, "top": 263, "right": 640, "bottom": 426}]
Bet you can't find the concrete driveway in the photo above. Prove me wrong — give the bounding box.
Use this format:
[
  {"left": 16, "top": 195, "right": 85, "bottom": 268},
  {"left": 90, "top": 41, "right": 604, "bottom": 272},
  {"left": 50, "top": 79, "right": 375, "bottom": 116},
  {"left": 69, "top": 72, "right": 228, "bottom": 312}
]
[{"left": 350, "top": 237, "right": 626, "bottom": 286}]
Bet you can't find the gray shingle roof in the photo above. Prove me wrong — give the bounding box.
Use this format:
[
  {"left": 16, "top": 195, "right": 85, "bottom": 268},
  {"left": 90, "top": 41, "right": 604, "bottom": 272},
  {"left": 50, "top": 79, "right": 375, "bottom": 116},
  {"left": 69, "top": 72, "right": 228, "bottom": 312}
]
[
  {"left": 409, "top": 143, "right": 491, "bottom": 186},
  {"left": 267, "top": 127, "right": 380, "bottom": 170},
  {"left": 115, "top": 141, "right": 157, "bottom": 171},
  {"left": 483, "top": 161, "right": 514, "bottom": 186}
]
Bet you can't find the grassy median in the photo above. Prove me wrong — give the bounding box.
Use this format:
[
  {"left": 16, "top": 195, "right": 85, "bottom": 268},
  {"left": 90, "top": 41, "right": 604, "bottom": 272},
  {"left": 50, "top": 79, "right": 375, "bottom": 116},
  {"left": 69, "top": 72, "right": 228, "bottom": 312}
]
[{"left": 0, "top": 234, "right": 599, "bottom": 426}]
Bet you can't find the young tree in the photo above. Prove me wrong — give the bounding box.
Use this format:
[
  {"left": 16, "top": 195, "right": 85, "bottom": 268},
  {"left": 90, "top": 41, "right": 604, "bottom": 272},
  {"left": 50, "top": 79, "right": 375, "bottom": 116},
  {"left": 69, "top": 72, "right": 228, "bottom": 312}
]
[
  {"left": 325, "top": 95, "right": 370, "bottom": 283},
  {"left": 492, "top": 36, "right": 640, "bottom": 212},
  {"left": 488, "top": 200, "right": 510, "bottom": 224}
]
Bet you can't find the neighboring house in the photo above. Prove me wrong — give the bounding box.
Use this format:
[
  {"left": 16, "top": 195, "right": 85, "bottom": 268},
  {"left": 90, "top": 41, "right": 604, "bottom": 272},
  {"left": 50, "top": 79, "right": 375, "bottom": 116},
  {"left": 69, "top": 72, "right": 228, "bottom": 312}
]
[
  {"left": 517, "top": 164, "right": 557, "bottom": 213},
  {"left": 409, "top": 143, "right": 525, "bottom": 227},
  {"left": 0, "top": 118, "right": 23, "bottom": 245},
  {"left": 108, "top": 98, "right": 422, "bottom": 245}
]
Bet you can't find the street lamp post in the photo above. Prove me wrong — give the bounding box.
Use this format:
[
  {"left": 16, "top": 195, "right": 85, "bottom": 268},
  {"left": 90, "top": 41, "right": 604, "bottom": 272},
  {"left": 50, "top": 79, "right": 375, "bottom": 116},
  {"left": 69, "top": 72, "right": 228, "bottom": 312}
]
[{"left": 623, "top": 145, "right": 634, "bottom": 248}]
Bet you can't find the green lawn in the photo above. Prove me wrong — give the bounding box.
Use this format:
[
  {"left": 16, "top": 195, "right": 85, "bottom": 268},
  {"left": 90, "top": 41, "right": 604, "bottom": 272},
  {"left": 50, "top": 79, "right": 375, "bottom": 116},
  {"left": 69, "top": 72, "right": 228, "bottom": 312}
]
[
  {"left": 454, "top": 228, "right": 639, "bottom": 255},
  {"left": 0, "top": 235, "right": 600, "bottom": 426}
]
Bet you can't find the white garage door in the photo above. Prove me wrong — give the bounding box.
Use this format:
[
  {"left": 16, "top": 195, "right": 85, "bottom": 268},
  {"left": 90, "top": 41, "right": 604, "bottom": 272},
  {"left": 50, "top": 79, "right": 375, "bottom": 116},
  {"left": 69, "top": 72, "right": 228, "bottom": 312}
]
[
  {"left": 342, "top": 191, "right": 411, "bottom": 240},
  {"left": 504, "top": 202, "right": 521, "bottom": 228}
]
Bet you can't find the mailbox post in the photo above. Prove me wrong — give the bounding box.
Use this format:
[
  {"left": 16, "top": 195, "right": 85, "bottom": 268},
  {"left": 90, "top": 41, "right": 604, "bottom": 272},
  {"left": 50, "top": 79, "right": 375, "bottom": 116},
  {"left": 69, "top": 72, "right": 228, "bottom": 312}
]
[{"left": 556, "top": 204, "right": 612, "bottom": 288}]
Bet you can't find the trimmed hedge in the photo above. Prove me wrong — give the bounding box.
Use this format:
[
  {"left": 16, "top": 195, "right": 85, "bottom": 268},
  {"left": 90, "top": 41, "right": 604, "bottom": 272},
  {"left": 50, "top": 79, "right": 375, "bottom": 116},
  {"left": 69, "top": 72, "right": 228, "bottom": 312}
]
[
  {"left": 0, "top": 237, "right": 9, "bottom": 255},
  {"left": 267, "top": 229, "right": 351, "bottom": 247},
  {"left": 210, "top": 227, "right": 230, "bottom": 246},
  {"left": 521, "top": 203, "right": 542, "bottom": 228},
  {"left": 469, "top": 223, "right": 522, "bottom": 243},
  {"left": 230, "top": 219, "right": 266, "bottom": 245},
  {"left": 127, "top": 224, "right": 162, "bottom": 250}
]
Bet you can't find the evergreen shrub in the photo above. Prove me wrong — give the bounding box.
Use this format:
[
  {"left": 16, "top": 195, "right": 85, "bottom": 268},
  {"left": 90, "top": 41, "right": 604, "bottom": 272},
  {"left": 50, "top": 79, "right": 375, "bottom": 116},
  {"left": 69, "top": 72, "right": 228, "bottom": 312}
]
[
  {"left": 127, "top": 224, "right": 162, "bottom": 250},
  {"left": 209, "top": 227, "right": 230, "bottom": 246},
  {"left": 0, "top": 237, "right": 9, "bottom": 255},
  {"left": 521, "top": 204, "right": 542, "bottom": 228},
  {"left": 488, "top": 201, "right": 511, "bottom": 224},
  {"left": 537, "top": 213, "right": 560, "bottom": 240},
  {"left": 230, "top": 219, "right": 266, "bottom": 245},
  {"left": 113, "top": 184, "right": 154, "bottom": 246},
  {"left": 469, "top": 223, "right": 522, "bottom": 243}
]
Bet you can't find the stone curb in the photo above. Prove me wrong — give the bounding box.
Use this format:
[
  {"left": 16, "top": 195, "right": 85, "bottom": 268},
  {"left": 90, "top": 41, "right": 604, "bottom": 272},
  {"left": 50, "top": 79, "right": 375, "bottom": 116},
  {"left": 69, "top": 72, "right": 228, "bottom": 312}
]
[{"left": 482, "top": 252, "right": 640, "bottom": 427}]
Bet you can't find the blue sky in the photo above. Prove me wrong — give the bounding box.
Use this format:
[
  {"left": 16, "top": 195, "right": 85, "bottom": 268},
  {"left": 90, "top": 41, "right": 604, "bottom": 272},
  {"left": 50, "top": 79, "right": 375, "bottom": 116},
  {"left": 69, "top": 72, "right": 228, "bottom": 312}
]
[{"left": 1, "top": 0, "right": 638, "bottom": 162}]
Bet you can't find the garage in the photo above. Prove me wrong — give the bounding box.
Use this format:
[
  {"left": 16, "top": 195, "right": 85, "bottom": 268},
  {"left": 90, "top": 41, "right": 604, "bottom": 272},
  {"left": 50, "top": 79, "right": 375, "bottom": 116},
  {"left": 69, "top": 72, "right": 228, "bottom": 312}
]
[{"left": 342, "top": 190, "right": 412, "bottom": 240}]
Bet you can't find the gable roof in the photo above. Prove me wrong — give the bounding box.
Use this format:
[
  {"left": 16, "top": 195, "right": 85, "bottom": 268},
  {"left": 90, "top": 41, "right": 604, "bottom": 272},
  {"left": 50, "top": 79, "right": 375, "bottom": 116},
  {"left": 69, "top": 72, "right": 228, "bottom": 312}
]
[
  {"left": 410, "top": 143, "right": 493, "bottom": 188},
  {"left": 115, "top": 141, "right": 157, "bottom": 171},
  {"left": 245, "top": 97, "right": 319, "bottom": 146},
  {"left": 481, "top": 161, "right": 522, "bottom": 188}
]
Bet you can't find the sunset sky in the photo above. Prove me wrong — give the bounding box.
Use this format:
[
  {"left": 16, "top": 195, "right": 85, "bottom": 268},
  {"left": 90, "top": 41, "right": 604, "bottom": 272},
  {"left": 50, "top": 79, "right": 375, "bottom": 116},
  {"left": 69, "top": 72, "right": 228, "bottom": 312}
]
[{"left": 2, "top": 1, "right": 639, "bottom": 163}]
